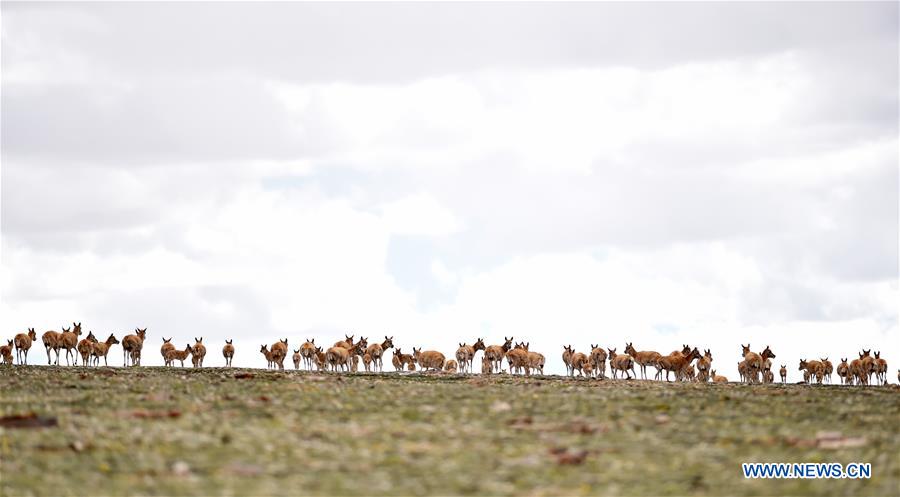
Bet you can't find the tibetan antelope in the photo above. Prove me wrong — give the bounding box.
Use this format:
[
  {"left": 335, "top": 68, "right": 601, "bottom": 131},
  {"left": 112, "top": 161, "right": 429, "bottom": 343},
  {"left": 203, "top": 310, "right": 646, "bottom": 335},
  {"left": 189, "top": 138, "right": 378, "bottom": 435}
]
[
  {"left": 779, "top": 365, "right": 787, "bottom": 384},
  {"left": 589, "top": 345, "right": 608, "bottom": 379},
  {"left": 166, "top": 344, "right": 193, "bottom": 367},
  {"left": 314, "top": 346, "right": 327, "bottom": 371},
  {"left": 506, "top": 342, "right": 531, "bottom": 376},
  {"left": 122, "top": 328, "right": 147, "bottom": 366},
  {"left": 260, "top": 345, "right": 274, "bottom": 369},
  {"left": 836, "top": 358, "right": 850, "bottom": 385},
  {"left": 412, "top": 347, "right": 445, "bottom": 372},
  {"left": 455, "top": 338, "right": 486, "bottom": 374},
  {"left": 799, "top": 359, "right": 825, "bottom": 384},
  {"left": 444, "top": 360, "right": 458, "bottom": 373},
  {"left": 695, "top": 349, "right": 713, "bottom": 383},
  {"left": 14, "top": 328, "right": 37, "bottom": 365},
  {"left": 820, "top": 357, "right": 833, "bottom": 384},
  {"left": 59, "top": 323, "right": 83, "bottom": 366},
  {"left": 41, "top": 329, "right": 63, "bottom": 365},
  {"left": 607, "top": 348, "right": 635, "bottom": 379},
  {"left": 191, "top": 338, "right": 206, "bottom": 368},
  {"left": 624, "top": 343, "right": 660, "bottom": 380},
  {"left": 300, "top": 339, "right": 317, "bottom": 371},
  {"left": 293, "top": 349, "right": 302, "bottom": 369},
  {"left": 711, "top": 370, "right": 728, "bottom": 383},
  {"left": 77, "top": 332, "right": 97, "bottom": 366},
  {"left": 392, "top": 348, "right": 415, "bottom": 371},
  {"left": 1, "top": 339, "right": 13, "bottom": 365},
  {"left": 333, "top": 334, "right": 354, "bottom": 349},
  {"left": 481, "top": 355, "right": 492, "bottom": 374},
  {"left": 160, "top": 338, "right": 175, "bottom": 365},
  {"left": 365, "top": 336, "right": 394, "bottom": 372},
  {"left": 657, "top": 347, "right": 699, "bottom": 382},
  {"left": 522, "top": 342, "right": 545, "bottom": 376},
  {"left": 874, "top": 352, "right": 887, "bottom": 385},
  {"left": 90, "top": 334, "right": 119, "bottom": 366},
  {"left": 562, "top": 345, "right": 576, "bottom": 376},
  {"left": 223, "top": 339, "right": 234, "bottom": 367},
  {"left": 270, "top": 338, "right": 288, "bottom": 370},
  {"left": 484, "top": 337, "right": 513, "bottom": 374},
  {"left": 570, "top": 349, "right": 589, "bottom": 377},
  {"left": 325, "top": 341, "right": 363, "bottom": 372}
]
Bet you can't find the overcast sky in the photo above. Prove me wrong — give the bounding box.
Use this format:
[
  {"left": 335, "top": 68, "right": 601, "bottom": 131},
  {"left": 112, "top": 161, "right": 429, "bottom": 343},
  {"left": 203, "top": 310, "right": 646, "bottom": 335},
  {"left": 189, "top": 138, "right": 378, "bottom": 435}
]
[{"left": 2, "top": 2, "right": 897, "bottom": 377}]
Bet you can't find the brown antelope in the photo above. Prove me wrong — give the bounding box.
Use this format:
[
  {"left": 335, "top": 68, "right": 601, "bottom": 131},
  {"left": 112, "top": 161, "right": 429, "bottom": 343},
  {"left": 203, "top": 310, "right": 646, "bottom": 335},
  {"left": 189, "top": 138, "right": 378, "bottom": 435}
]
[
  {"left": 624, "top": 343, "right": 660, "bottom": 380},
  {"left": 222, "top": 339, "right": 234, "bottom": 367},
  {"left": 392, "top": 347, "right": 415, "bottom": 372},
  {"left": 859, "top": 349, "right": 875, "bottom": 384},
  {"left": 190, "top": 338, "right": 206, "bottom": 368},
  {"left": 695, "top": 349, "right": 713, "bottom": 383},
  {"left": 799, "top": 359, "right": 825, "bottom": 384},
  {"left": 744, "top": 344, "right": 776, "bottom": 384},
  {"left": 59, "top": 323, "right": 83, "bottom": 366},
  {"left": 820, "top": 357, "right": 833, "bottom": 384},
  {"left": 873, "top": 351, "right": 887, "bottom": 385},
  {"left": 506, "top": 343, "right": 531, "bottom": 376},
  {"left": 42, "top": 329, "right": 63, "bottom": 365},
  {"left": 122, "top": 328, "right": 147, "bottom": 367},
  {"left": 270, "top": 338, "right": 288, "bottom": 370},
  {"left": 607, "top": 348, "right": 635, "bottom": 379},
  {"left": 803, "top": 370, "right": 811, "bottom": 383},
  {"left": 14, "top": 328, "right": 37, "bottom": 365},
  {"left": 90, "top": 333, "right": 119, "bottom": 366},
  {"left": 293, "top": 349, "right": 302, "bottom": 370},
  {"left": 484, "top": 337, "right": 513, "bottom": 373},
  {"left": 836, "top": 358, "right": 850, "bottom": 385},
  {"left": 413, "top": 347, "right": 446, "bottom": 371},
  {"left": 455, "top": 338, "right": 486, "bottom": 374},
  {"left": 850, "top": 350, "right": 873, "bottom": 386},
  {"left": 522, "top": 342, "right": 545, "bottom": 376},
  {"left": 160, "top": 338, "right": 175, "bottom": 364},
  {"left": 365, "top": 336, "right": 394, "bottom": 372},
  {"left": 1, "top": 339, "right": 14, "bottom": 365},
  {"left": 325, "top": 341, "right": 362, "bottom": 372},
  {"left": 562, "top": 345, "right": 575, "bottom": 376},
  {"left": 658, "top": 347, "right": 699, "bottom": 381},
  {"left": 407, "top": 362, "right": 416, "bottom": 371},
  {"left": 711, "top": 370, "right": 727, "bottom": 383},
  {"left": 588, "top": 345, "right": 608, "bottom": 379},
  {"left": 167, "top": 344, "right": 193, "bottom": 367},
  {"left": 77, "top": 332, "right": 97, "bottom": 366},
  {"left": 363, "top": 352, "right": 373, "bottom": 372},
  {"left": 570, "top": 349, "right": 589, "bottom": 377},
  {"left": 350, "top": 354, "right": 360, "bottom": 372},
  {"left": 761, "top": 359, "right": 774, "bottom": 384},
  {"left": 333, "top": 334, "right": 354, "bottom": 349},
  {"left": 299, "top": 339, "right": 317, "bottom": 370},
  {"left": 260, "top": 345, "right": 274, "bottom": 369},
  {"left": 444, "top": 359, "right": 458, "bottom": 373},
  {"left": 779, "top": 365, "right": 787, "bottom": 383},
  {"left": 481, "top": 355, "right": 492, "bottom": 374},
  {"left": 314, "top": 346, "right": 327, "bottom": 371}
]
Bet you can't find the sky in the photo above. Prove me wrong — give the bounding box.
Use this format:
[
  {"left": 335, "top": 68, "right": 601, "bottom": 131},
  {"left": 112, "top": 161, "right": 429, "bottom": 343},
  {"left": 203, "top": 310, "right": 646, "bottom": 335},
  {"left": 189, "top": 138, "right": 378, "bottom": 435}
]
[{"left": 1, "top": 2, "right": 898, "bottom": 378}]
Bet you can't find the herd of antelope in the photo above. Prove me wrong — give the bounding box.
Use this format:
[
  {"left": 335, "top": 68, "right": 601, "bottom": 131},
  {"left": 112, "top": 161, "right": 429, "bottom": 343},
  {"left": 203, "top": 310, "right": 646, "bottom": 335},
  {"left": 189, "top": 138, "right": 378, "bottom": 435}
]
[{"left": 1, "top": 324, "right": 896, "bottom": 386}]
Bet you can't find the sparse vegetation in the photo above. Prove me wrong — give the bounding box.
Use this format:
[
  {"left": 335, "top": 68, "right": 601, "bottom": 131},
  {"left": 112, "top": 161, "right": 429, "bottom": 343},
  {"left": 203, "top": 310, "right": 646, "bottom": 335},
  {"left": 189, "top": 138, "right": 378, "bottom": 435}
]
[{"left": 1, "top": 366, "right": 898, "bottom": 496}]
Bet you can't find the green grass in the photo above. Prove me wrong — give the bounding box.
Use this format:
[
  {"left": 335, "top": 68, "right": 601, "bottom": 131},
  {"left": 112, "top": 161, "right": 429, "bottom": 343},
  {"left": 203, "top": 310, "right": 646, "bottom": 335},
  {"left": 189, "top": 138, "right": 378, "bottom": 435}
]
[{"left": 1, "top": 366, "right": 898, "bottom": 496}]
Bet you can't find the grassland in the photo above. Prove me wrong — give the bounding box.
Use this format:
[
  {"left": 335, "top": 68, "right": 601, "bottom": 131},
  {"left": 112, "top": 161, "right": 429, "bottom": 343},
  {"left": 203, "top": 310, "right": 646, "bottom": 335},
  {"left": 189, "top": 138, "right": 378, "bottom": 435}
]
[{"left": 1, "top": 366, "right": 898, "bottom": 496}]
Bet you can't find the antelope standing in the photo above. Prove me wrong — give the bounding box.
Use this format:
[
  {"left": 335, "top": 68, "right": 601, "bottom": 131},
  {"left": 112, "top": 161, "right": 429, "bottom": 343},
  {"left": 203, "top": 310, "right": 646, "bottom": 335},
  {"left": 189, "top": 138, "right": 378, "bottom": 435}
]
[
  {"left": 624, "top": 343, "right": 660, "bottom": 380},
  {"left": 393, "top": 348, "right": 415, "bottom": 371},
  {"left": 695, "top": 349, "right": 713, "bottom": 383},
  {"left": 122, "top": 328, "right": 147, "bottom": 367},
  {"left": 77, "top": 332, "right": 97, "bottom": 366},
  {"left": 799, "top": 359, "right": 825, "bottom": 384},
  {"left": 779, "top": 364, "right": 787, "bottom": 383},
  {"left": 607, "top": 348, "right": 635, "bottom": 379},
  {"left": 874, "top": 352, "right": 887, "bottom": 385},
  {"left": 260, "top": 345, "right": 274, "bottom": 369},
  {"left": 570, "top": 349, "right": 589, "bottom": 377},
  {"left": 59, "top": 323, "right": 83, "bottom": 366},
  {"left": 365, "top": 336, "right": 394, "bottom": 372},
  {"left": 523, "top": 342, "right": 545, "bottom": 376},
  {"left": 836, "top": 358, "right": 850, "bottom": 385},
  {"left": 160, "top": 338, "right": 175, "bottom": 365},
  {"left": 657, "top": 347, "right": 698, "bottom": 381},
  {"left": 222, "top": 339, "right": 234, "bottom": 367},
  {"left": 820, "top": 357, "right": 833, "bottom": 384},
  {"left": 505, "top": 343, "right": 530, "bottom": 376},
  {"left": 293, "top": 349, "right": 302, "bottom": 369},
  {"left": 42, "top": 329, "right": 63, "bottom": 365},
  {"left": 484, "top": 337, "right": 513, "bottom": 373},
  {"left": 589, "top": 345, "right": 608, "bottom": 379},
  {"left": 299, "top": 339, "right": 317, "bottom": 370},
  {"left": 562, "top": 345, "right": 575, "bottom": 376},
  {"left": 166, "top": 344, "right": 193, "bottom": 367},
  {"left": 90, "top": 334, "right": 119, "bottom": 366},
  {"left": 190, "top": 338, "right": 206, "bottom": 368},
  {"left": 455, "top": 338, "right": 486, "bottom": 374},
  {"left": 14, "top": 328, "right": 37, "bottom": 365},
  {"left": 270, "top": 338, "right": 288, "bottom": 370},
  {"left": 412, "top": 347, "right": 445, "bottom": 371},
  {"left": 1, "top": 339, "right": 13, "bottom": 365}
]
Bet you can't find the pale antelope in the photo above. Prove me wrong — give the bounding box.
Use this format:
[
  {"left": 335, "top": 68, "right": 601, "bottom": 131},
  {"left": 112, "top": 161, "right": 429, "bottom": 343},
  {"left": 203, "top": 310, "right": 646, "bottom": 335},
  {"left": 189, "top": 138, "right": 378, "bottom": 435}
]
[
  {"left": 77, "top": 332, "right": 97, "bottom": 366},
  {"left": 589, "top": 345, "right": 608, "bottom": 379},
  {"left": 695, "top": 349, "right": 713, "bottom": 383},
  {"left": 562, "top": 345, "right": 576, "bottom": 376},
  {"left": 393, "top": 348, "right": 415, "bottom": 372},
  {"left": 779, "top": 364, "right": 787, "bottom": 384},
  {"left": 299, "top": 339, "right": 317, "bottom": 371},
  {"left": 191, "top": 338, "right": 206, "bottom": 368},
  {"left": 444, "top": 360, "right": 458, "bottom": 373},
  {"left": 41, "top": 329, "right": 63, "bottom": 365},
  {"left": 160, "top": 338, "right": 175, "bottom": 365},
  {"left": 799, "top": 359, "right": 825, "bottom": 384},
  {"left": 260, "top": 345, "right": 274, "bottom": 369},
  {"left": 836, "top": 358, "right": 850, "bottom": 385},
  {"left": 1, "top": 339, "right": 13, "bottom": 365},
  {"left": 607, "top": 348, "right": 635, "bottom": 379},
  {"left": 521, "top": 342, "right": 545, "bottom": 376},
  {"left": 365, "top": 336, "right": 394, "bottom": 372},
  {"left": 711, "top": 370, "right": 727, "bottom": 383},
  {"left": 455, "top": 338, "right": 486, "bottom": 374},
  {"left": 59, "top": 323, "right": 83, "bottom": 366},
  {"left": 293, "top": 349, "right": 302, "bottom": 370},
  {"left": 820, "top": 357, "right": 833, "bottom": 384},
  {"left": 270, "top": 338, "right": 288, "bottom": 370},
  {"left": 506, "top": 343, "right": 530, "bottom": 376}
]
